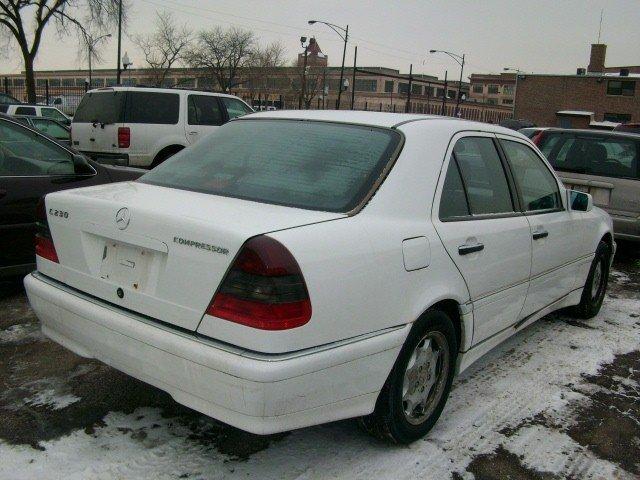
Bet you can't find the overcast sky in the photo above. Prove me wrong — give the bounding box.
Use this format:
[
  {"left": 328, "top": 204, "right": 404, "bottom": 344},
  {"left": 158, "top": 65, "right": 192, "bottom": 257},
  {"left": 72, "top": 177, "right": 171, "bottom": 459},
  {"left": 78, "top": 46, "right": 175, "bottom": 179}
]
[{"left": 2, "top": 0, "right": 639, "bottom": 79}]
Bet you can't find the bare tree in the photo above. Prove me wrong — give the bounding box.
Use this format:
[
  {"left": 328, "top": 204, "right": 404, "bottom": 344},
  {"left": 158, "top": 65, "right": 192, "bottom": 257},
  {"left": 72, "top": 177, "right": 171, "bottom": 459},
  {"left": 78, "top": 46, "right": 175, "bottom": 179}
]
[
  {"left": 185, "top": 26, "right": 254, "bottom": 92},
  {"left": 133, "top": 10, "right": 191, "bottom": 87},
  {"left": 245, "top": 41, "right": 287, "bottom": 103},
  {"left": 0, "top": 0, "right": 123, "bottom": 102},
  {"left": 302, "top": 67, "right": 323, "bottom": 109}
]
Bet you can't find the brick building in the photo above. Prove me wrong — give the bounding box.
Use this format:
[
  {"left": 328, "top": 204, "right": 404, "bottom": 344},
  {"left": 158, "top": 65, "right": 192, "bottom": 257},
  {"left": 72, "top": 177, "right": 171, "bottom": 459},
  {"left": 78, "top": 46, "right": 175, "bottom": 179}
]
[
  {"left": 468, "top": 72, "right": 516, "bottom": 107},
  {"left": 514, "top": 44, "right": 639, "bottom": 127}
]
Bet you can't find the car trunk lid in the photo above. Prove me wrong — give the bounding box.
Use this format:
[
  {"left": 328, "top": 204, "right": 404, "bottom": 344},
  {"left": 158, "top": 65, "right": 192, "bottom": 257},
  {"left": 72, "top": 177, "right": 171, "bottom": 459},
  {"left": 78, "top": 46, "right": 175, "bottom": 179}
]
[{"left": 42, "top": 182, "right": 345, "bottom": 331}]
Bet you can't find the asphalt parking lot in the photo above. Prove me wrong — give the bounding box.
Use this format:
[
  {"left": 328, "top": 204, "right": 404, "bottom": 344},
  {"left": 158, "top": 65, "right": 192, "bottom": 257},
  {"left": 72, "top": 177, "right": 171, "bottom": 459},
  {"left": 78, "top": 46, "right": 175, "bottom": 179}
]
[{"left": 0, "top": 242, "right": 638, "bottom": 480}]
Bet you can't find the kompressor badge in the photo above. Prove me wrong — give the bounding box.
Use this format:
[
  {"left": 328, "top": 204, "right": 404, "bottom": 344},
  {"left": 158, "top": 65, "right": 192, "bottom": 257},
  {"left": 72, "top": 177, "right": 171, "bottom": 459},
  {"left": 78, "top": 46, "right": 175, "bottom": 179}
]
[{"left": 173, "top": 236, "right": 229, "bottom": 255}]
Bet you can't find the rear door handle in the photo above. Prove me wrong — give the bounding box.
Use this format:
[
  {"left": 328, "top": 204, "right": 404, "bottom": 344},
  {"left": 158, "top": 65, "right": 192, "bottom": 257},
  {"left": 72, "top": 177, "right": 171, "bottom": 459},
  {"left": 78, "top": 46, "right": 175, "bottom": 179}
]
[
  {"left": 458, "top": 243, "right": 484, "bottom": 255},
  {"left": 188, "top": 131, "right": 198, "bottom": 135},
  {"left": 532, "top": 230, "right": 549, "bottom": 240}
]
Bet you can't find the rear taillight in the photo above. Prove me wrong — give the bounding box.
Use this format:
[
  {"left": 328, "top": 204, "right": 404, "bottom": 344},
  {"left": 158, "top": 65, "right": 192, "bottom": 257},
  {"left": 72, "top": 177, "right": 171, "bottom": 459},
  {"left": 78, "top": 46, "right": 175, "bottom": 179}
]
[
  {"left": 533, "top": 130, "right": 545, "bottom": 146},
  {"left": 207, "top": 236, "right": 312, "bottom": 330},
  {"left": 35, "top": 198, "right": 59, "bottom": 263},
  {"left": 118, "top": 127, "right": 130, "bottom": 148}
]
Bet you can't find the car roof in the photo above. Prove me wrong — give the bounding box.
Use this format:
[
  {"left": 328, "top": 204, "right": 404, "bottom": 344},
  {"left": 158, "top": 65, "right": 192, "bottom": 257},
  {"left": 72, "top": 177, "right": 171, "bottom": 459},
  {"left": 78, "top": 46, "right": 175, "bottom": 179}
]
[
  {"left": 541, "top": 127, "right": 640, "bottom": 140},
  {"left": 87, "top": 86, "right": 242, "bottom": 100},
  {"left": 242, "top": 109, "right": 519, "bottom": 134}
]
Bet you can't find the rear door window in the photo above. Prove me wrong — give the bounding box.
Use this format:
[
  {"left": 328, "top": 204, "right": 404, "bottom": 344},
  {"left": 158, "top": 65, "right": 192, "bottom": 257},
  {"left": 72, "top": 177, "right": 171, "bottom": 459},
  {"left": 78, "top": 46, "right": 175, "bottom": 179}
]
[
  {"left": 453, "top": 137, "right": 515, "bottom": 215},
  {"left": 439, "top": 157, "right": 470, "bottom": 220},
  {"left": 188, "top": 95, "right": 224, "bottom": 126},
  {"left": 126, "top": 92, "right": 179, "bottom": 124}
]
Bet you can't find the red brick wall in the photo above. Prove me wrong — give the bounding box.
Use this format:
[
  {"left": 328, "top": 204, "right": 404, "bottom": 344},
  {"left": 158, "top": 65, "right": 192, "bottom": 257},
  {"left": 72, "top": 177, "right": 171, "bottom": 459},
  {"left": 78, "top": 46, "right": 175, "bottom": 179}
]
[{"left": 514, "top": 75, "right": 640, "bottom": 126}]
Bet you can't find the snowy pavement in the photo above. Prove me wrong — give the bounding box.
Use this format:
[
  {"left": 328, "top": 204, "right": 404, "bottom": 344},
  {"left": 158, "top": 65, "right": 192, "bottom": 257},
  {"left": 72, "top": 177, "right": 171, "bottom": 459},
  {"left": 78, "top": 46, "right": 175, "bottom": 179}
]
[{"left": 0, "top": 243, "right": 638, "bottom": 480}]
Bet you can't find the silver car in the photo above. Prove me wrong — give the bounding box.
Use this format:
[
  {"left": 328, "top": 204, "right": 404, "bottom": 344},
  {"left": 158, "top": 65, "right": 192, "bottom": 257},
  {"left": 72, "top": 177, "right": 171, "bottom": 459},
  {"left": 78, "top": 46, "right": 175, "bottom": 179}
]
[{"left": 536, "top": 128, "right": 640, "bottom": 241}]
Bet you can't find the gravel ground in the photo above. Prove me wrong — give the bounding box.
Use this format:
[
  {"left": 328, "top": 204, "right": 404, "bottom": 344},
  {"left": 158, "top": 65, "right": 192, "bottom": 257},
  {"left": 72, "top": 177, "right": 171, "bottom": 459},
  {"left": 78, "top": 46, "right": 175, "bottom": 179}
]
[{"left": 0, "top": 241, "right": 638, "bottom": 479}]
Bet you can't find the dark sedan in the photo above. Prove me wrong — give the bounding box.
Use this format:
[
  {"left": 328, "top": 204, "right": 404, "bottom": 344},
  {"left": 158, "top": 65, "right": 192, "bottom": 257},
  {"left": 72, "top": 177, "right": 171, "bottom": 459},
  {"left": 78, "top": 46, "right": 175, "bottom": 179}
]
[{"left": 0, "top": 114, "right": 144, "bottom": 278}]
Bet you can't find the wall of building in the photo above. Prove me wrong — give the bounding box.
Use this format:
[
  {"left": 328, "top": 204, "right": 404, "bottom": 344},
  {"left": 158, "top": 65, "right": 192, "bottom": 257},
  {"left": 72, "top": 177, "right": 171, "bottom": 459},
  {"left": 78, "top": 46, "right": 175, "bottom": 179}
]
[{"left": 515, "top": 74, "right": 640, "bottom": 126}]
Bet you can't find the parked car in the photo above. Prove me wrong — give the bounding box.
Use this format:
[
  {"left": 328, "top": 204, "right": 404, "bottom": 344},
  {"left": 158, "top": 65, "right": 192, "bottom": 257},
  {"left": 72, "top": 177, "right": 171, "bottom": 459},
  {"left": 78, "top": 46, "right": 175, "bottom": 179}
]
[
  {"left": 0, "top": 92, "right": 20, "bottom": 105},
  {"left": 25, "top": 111, "right": 613, "bottom": 444},
  {"left": 0, "top": 103, "right": 71, "bottom": 125},
  {"left": 0, "top": 114, "right": 143, "bottom": 279},
  {"left": 71, "top": 87, "right": 254, "bottom": 168},
  {"left": 12, "top": 115, "right": 71, "bottom": 145},
  {"left": 613, "top": 122, "right": 640, "bottom": 134},
  {"left": 48, "top": 94, "right": 84, "bottom": 116},
  {"left": 535, "top": 128, "right": 639, "bottom": 241}
]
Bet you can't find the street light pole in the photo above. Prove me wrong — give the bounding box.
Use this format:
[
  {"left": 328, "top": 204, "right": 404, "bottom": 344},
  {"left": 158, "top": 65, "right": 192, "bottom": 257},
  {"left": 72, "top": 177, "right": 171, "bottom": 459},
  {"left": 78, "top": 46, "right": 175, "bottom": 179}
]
[
  {"left": 299, "top": 37, "right": 309, "bottom": 109},
  {"left": 308, "top": 20, "right": 348, "bottom": 109},
  {"left": 503, "top": 67, "right": 522, "bottom": 118},
  {"left": 116, "top": 0, "right": 123, "bottom": 85},
  {"left": 429, "top": 49, "right": 466, "bottom": 117}
]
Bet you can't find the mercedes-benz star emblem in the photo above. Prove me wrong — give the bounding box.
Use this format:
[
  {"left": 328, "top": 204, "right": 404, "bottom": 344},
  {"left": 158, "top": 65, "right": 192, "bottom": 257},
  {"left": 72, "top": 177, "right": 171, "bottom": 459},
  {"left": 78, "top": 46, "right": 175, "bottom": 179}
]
[{"left": 115, "top": 207, "right": 130, "bottom": 230}]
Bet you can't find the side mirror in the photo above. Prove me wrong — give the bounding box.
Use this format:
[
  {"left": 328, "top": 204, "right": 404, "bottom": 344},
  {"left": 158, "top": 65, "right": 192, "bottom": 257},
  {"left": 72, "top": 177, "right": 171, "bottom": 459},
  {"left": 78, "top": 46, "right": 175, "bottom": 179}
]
[
  {"left": 567, "top": 190, "right": 593, "bottom": 212},
  {"left": 72, "top": 153, "right": 93, "bottom": 175}
]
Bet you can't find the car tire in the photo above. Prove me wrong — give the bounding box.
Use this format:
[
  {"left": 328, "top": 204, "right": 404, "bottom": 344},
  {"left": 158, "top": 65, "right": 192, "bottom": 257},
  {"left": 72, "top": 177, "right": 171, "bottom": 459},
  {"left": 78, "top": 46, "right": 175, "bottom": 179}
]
[
  {"left": 571, "top": 240, "right": 611, "bottom": 319},
  {"left": 359, "top": 309, "right": 458, "bottom": 444}
]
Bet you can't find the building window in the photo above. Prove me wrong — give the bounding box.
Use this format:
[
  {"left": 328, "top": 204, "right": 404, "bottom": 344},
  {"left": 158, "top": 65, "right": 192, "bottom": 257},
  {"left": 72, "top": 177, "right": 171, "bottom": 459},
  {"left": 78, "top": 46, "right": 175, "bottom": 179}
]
[
  {"left": 398, "top": 82, "right": 409, "bottom": 94},
  {"left": 12, "top": 78, "right": 25, "bottom": 87},
  {"left": 488, "top": 84, "right": 499, "bottom": 94},
  {"left": 384, "top": 80, "right": 394, "bottom": 93},
  {"left": 411, "top": 84, "right": 422, "bottom": 95},
  {"left": 61, "top": 78, "right": 75, "bottom": 87},
  {"left": 436, "top": 87, "right": 444, "bottom": 98},
  {"left": 448, "top": 89, "right": 456, "bottom": 99},
  {"left": 354, "top": 79, "right": 377, "bottom": 92},
  {"left": 603, "top": 113, "right": 632, "bottom": 122},
  {"left": 472, "top": 84, "right": 483, "bottom": 93},
  {"left": 502, "top": 98, "right": 513, "bottom": 105},
  {"left": 607, "top": 80, "right": 635, "bottom": 96},
  {"left": 487, "top": 98, "right": 498, "bottom": 105},
  {"left": 502, "top": 84, "right": 514, "bottom": 95}
]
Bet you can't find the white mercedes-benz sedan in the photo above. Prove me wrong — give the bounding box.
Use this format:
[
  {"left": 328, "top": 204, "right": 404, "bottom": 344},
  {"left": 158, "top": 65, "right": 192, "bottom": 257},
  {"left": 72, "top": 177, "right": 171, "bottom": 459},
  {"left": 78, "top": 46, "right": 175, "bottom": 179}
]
[{"left": 25, "top": 111, "right": 615, "bottom": 443}]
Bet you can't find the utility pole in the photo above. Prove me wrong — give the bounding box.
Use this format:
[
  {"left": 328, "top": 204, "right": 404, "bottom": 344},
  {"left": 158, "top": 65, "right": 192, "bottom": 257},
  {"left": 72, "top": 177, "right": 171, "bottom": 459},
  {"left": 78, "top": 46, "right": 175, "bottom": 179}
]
[
  {"left": 350, "top": 45, "right": 357, "bottom": 110},
  {"left": 405, "top": 64, "right": 413, "bottom": 113},
  {"left": 441, "top": 70, "right": 447, "bottom": 115},
  {"left": 116, "top": 0, "right": 123, "bottom": 84},
  {"left": 299, "top": 38, "right": 309, "bottom": 109}
]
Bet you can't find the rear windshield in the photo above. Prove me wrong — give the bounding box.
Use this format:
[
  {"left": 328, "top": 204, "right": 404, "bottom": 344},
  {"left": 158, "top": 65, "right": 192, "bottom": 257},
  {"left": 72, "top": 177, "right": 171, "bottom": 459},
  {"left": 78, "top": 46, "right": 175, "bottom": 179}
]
[
  {"left": 540, "top": 132, "right": 639, "bottom": 180},
  {"left": 139, "top": 119, "right": 402, "bottom": 213},
  {"left": 74, "top": 91, "right": 125, "bottom": 123},
  {"left": 74, "top": 91, "right": 179, "bottom": 124}
]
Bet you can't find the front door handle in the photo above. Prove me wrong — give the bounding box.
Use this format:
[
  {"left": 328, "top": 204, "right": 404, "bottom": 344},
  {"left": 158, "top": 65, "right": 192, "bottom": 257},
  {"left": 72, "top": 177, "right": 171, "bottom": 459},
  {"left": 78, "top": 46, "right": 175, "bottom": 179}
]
[
  {"left": 188, "top": 131, "right": 198, "bottom": 135},
  {"left": 458, "top": 243, "right": 484, "bottom": 255},
  {"left": 532, "top": 230, "right": 549, "bottom": 240}
]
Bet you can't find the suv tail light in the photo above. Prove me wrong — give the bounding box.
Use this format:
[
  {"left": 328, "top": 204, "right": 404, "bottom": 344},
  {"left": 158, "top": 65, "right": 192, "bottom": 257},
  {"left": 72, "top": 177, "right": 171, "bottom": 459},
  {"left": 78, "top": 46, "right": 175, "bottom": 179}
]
[
  {"left": 118, "top": 127, "right": 130, "bottom": 148},
  {"left": 207, "top": 236, "right": 311, "bottom": 330},
  {"left": 533, "top": 130, "right": 545, "bottom": 146},
  {"left": 35, "top": 198, "right": 59, "bottom": 263}
]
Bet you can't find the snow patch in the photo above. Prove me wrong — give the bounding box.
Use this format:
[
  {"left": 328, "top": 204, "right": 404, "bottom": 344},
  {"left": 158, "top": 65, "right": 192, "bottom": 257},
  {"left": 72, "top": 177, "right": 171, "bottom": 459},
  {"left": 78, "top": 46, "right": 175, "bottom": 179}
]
[
  {"left": 0, "top": 323, "right": 44, "bottom": 344},
  {"left": 23, "top": 389, "right": 81, "bottom": 411}
]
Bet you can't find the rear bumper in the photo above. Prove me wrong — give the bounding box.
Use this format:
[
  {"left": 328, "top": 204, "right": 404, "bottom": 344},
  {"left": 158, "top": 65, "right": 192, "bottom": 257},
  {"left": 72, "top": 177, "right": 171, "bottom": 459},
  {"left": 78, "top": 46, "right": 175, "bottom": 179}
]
[
  {"left": 80, "top": 151, "right": 130, "bottom": 167},
  {"left": 611, "top": 216, "right": 640, "bottom": 241},
  {"left": 24, "top": 272, "right": 407, "bottom": 434}
]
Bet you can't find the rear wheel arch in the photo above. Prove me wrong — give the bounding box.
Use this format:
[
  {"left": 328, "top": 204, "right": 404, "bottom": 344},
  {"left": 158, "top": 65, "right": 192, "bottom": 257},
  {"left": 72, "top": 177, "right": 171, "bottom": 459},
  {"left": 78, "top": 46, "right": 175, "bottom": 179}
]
[
  {"left": 151, "top": 144, "right": 185, "bottom": 168},
  {"left": 427, "top": 299, "right": 463, "bottom": 353}
]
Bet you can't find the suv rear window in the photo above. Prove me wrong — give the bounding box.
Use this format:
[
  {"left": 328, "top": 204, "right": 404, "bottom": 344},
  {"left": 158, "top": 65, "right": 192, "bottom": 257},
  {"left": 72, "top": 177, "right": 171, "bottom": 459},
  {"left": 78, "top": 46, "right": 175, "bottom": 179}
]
[
  {"left": 139, "top": 119, "right": 402, "bottom": 213},
  {"left": 540, "top": 132, "right": 639, "bottom": 180},
  {"left": 74, "top": 91, "right": 125, "bottom": 123},
  {"left": 74, "top": 91, "right": 179, "bottom": 124}
]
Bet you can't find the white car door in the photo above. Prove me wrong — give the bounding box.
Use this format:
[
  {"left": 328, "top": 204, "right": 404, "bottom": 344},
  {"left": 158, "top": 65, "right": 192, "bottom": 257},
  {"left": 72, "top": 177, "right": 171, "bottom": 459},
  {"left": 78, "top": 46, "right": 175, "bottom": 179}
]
[
  {"left": 433, "top": 133, "right": 532, "bottom": 346},
  {"left": 497, "top": 136, "right": 588, "bottom": 317},
  {"left": 185, "top": 94, "right": 224, "bottom": 145}
]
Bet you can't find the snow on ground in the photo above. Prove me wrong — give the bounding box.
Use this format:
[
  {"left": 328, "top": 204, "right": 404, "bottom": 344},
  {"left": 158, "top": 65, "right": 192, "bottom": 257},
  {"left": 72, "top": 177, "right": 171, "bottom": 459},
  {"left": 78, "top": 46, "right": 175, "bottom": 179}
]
[{"left": 0, "top": 267, "right": 639, "bottom": 479}]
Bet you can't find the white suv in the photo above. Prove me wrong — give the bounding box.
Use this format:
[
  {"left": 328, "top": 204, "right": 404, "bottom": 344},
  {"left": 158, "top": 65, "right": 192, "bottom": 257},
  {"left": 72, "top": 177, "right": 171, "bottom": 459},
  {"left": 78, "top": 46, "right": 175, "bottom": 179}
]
[
  {"left": 71, "top": 87, "right": 254, "bottom": 168},
  {"left": 1, "top": 103, "right": 71, "bottom": 125}
]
